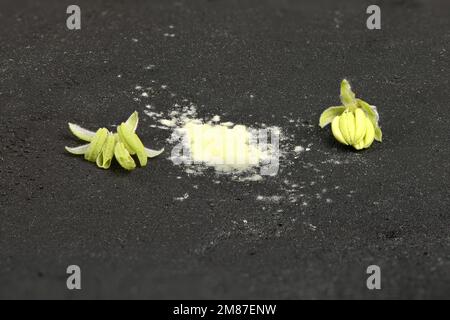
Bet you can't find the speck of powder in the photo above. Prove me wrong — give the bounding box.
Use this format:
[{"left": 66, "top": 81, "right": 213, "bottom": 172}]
[
  {"left": 256, "top": 195, "right": 284, "bottom": 203},
  {"left": 294, "top": 146, "right": 305, "bottom": 153},
  {"left": 160, "top": 119, "right": 177, "bottom": 127},
  {"left": 238, "top": 174, "right": 263, "bottom": 182},
  {"left": 174, "top": 193, "right": 189, "bottom": 201},
  {"left": 141, "top": 92, "right": 149, "bottom": 97}
]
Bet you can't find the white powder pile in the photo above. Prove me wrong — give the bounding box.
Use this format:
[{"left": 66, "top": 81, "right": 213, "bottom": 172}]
[
  {"left": 172, "top": 121, "right": 277, "bottom": 173},
  {"left": 168, "top": 117, "right": 280, "bottom": 175},
  {"left": 141, "top": 96, "right": 281, "bottom": 175}
]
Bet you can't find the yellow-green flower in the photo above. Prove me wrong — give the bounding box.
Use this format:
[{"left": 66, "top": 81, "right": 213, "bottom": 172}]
[
  {"left": 319, "top": 79, "right": 382, "bottom": 150},
  {"left": 65, "top": 112, "right": 164, "bottom": 170}
]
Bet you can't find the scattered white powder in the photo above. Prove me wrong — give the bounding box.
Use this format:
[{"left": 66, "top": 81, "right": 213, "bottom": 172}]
[
  {"left": 146, "top": 103, "right": 282, "bottom": 175},
  {"left": 238, "top": 174, "right": 263, "bottom": 182},
  {"left": 256, "top": 195, "right": 284, "bottom": 203},
  {"left": 221, "top": 122, "right": 234, "bottom": 127},
  {"left": 294, "top": 146, "right": 305, "bottom": 153},
  {"left": 133, "top": 79, "right": 363, "bottom": 236},
  {"left": 160, "top": 119, "right": 177, "bottom": 127},
  {"left": 174, "top": 193, "right": 189, "bottom": 201}
]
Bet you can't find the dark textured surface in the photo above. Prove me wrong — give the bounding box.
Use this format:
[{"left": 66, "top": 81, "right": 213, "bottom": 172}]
[{"left": 0, "top": 0, "right": 449, "bottom": 299}]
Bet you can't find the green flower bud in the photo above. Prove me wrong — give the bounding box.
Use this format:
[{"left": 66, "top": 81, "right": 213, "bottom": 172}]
[{"left": 319, "top": 80, "right": 383, "bottom": 150}]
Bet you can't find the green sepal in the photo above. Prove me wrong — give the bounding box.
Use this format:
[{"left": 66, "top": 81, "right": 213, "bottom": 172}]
[
  {"left": 340, "top": 79, "right": 357, "bottom": 108},
  {"left": 65, "top": 144, "right": 90, "bottom": 155},
  {"left": 68, "top": 123, "right": 96, "bottom": 142},
  {"left": 125, "top": 111, "right": 139, "bottom": 132},
  {"left": 319, "top": 106, "right": 346, "bottom": 128},
  {"left": 145, "top": 147, "right": 164, "bottom": 158}
]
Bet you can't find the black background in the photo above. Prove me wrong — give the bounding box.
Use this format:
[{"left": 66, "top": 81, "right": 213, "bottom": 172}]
[{"left": 0, "top": 0, "right": 449, "bottom": 299}]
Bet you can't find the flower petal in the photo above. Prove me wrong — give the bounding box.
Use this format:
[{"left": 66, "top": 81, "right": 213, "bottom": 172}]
[
  {"left": 96, "top": 133, "right": 116, "bottom": 169},
  {"left": 65, "top": 144, "right": 90, "bottom": 155},
  {"left": 363, "top": 117, "right": 375, "bottom": 148},
  {"left": 68, "top": 123, "right": 96, "bottom": 142},
  {"left": 114, "top": 142, "right": 136, "bottom": 170},
  {"left": 353, "top": 108, "right": 367, "bottom": 144},
  {"left": 117, "top": 123, "right": 136, "bottom": 155},
  {"left": 339, "top": 111, "right": 355, "bottom": 145},
  {"left": 357, "top": 99, "right": 382, "bottom": 142},
  {"left": 84, "top": 128, "right": 109, "bottom": 162},
  {"left": 125, "top": 111, "right": 139, "bottom": 132},
  {"left": 145, "top": 147, "right": 164, "bottom": 158},
  {"left": 319, "top": 106, "right": 346, "bottom": 128},
  {"left": 331, "top": 116, "right": 348, "bottom": 145},
  {"left": 118, "top": 123, "right": 147, "bottom": 167}
]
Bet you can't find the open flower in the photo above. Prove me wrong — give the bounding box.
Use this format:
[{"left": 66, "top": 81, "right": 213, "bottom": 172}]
[
  {"left": 319, "top": 79, "right": 382, "bottom": 150},
  {"left": 65, "top": 112, "right": 164, "bottom": 170}
]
